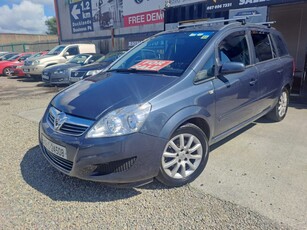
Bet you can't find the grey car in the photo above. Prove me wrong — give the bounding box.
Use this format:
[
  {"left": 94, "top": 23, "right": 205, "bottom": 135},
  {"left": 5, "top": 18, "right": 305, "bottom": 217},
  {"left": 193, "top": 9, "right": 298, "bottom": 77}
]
[
  {"left": 42, "top": 53, "right": 103, "bottom": 85},
  {"left": 39, "top": 19, "right": 293, "bottom": 187}
]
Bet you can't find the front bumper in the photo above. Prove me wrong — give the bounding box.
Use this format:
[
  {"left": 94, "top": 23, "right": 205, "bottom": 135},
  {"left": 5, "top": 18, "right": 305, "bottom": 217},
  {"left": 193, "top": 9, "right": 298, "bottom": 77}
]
[
  {"left": 13, "top": 68, "right": 25, "bottom": 77},
  {"left": 22, "top": 64, "right": 45, "bottom": 75},
  {"left": 39, "top": 118, "right": 167, "bottom": 184},
  {"left": 42, "top": 73, "right": 70, "bottom": 85}
]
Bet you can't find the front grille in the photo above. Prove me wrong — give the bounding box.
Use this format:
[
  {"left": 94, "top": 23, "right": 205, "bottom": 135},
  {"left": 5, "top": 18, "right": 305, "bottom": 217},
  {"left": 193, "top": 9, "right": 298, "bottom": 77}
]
[
  {"left": 71, "top": 71, "right": 86, "bottom": 78},
  {"left": 42, "top": 146, "right": 73, "bottom": 172},
  {"left": 93, "top": 157, "right": 137, "bottom": 176},
  {"left": 47, "top": 107, "right": 94, "bottom": 136},
  {"left": 60, "top": 123, "right": 88, "bottom": 135}
]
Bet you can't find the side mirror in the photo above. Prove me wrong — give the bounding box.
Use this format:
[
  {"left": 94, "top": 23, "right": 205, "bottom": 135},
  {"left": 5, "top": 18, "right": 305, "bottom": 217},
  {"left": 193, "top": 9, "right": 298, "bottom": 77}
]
[
  {"left": 220, "top": 62, "right": 245, "bottom": 75},
  {"left": 64, "top": 52, "right": 70, "bottom": 57}
]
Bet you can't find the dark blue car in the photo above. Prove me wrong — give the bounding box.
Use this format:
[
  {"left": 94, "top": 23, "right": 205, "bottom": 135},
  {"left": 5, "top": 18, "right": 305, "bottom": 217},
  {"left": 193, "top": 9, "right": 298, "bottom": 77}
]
[{"left": 39, "top": 20, "right": 293, "bottom": 187}]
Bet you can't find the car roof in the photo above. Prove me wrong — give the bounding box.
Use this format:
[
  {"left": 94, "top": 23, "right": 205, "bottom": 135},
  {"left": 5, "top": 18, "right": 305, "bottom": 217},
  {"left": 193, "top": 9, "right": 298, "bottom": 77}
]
[{"left": 162, "top": 18, "right": 277, "bottom": 36}]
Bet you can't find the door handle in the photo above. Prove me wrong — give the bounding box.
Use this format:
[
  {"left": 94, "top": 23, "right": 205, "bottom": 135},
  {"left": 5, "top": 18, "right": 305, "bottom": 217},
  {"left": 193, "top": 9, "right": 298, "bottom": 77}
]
[{"left": 249, "top": 79, "right": 257, "bottom": 86}]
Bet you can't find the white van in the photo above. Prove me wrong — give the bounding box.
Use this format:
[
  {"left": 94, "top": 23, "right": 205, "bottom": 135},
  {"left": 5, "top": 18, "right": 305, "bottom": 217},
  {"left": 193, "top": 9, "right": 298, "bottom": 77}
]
[{"left": 22, "top": 44, "right": 96, "bottom": 78}]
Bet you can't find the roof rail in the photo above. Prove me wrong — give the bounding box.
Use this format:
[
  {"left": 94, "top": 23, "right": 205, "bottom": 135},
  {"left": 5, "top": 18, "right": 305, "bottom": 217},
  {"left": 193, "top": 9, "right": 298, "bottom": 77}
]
[
  {"left": 255, "top": 21, "right": 276, "bottom": 28},
  {"left": 178, "top": 17, "right": 248, "bottom": 29}
]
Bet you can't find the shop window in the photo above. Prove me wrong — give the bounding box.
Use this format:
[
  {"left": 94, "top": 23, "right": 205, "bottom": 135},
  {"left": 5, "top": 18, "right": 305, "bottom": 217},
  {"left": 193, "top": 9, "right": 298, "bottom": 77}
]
[
  {"left": 196, "top": 3, "right": 203, "bottom": 19},
  {"left": 180, "top": 7, "right": 186, "bottom": 21},
  {"left": 251, "top": 31, "right": 273, "bottom": 62}
]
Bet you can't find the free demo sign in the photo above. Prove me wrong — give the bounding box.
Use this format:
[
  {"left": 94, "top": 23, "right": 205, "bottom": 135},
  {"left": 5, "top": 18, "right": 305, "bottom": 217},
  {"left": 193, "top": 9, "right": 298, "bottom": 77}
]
[{"left": 69, "top": 0, "right": 94, "bottom": 34}]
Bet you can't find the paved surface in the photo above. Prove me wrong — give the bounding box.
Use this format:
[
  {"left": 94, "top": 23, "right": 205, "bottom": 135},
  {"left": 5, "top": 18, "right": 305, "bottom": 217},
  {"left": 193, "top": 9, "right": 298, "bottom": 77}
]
[
  {"left": 0, "top": 76, "right": 61, "bottom": 100},
  {"left": 191, "top": 104, "right": 307, "bottom": 229},
  {"left": 0, "top": 77, "right": 305, "bottom": 229}
]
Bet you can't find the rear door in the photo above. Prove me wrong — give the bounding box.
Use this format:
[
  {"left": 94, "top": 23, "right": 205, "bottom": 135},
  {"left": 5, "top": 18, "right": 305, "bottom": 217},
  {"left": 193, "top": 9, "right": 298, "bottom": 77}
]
[
  {"left": 212, "top": 30, "right": 259, "bottom": 136},
  {"left": 251, "top": 30, "right": 282, "bottom": 110}
]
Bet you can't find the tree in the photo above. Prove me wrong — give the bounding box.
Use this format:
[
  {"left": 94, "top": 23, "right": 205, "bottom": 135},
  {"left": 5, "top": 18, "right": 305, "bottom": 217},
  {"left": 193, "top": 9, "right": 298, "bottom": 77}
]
[{"left": 45, "top": 17, "right": 58, "bottom": 35}]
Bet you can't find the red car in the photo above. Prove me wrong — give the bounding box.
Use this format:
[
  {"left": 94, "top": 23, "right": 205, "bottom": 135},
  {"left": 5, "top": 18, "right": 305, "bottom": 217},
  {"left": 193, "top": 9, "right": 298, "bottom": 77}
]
[
  {"left": 11, "top": 51, "right": 48, "bottom": 77},
  {"left": 0, "top": 52, "right": 34, "bottom": 76}
]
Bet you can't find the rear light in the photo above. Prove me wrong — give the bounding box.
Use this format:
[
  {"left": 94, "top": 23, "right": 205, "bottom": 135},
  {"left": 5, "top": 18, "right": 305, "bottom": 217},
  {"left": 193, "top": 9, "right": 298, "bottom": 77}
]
[{"left": 292, "top": 60, "right": 296, "bottom": 76}]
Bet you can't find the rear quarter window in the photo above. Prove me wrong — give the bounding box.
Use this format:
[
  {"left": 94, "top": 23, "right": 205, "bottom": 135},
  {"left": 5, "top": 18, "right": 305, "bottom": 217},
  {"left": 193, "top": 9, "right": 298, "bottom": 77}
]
[{"left": 271, "top": 33, "right": 289, "bottom": 57}]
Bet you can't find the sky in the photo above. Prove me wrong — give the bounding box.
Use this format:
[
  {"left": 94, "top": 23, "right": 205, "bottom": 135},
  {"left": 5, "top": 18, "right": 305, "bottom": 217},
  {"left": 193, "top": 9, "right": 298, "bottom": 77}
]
[{"left": 0, "top": 0, "right": 56, "bottom": 34}]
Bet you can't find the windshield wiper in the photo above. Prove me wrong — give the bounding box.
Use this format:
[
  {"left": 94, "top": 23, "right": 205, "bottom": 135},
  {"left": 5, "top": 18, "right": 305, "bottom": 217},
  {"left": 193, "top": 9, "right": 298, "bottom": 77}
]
[{"left": 107, "top": 68, "right": 158, "bottom": 74}]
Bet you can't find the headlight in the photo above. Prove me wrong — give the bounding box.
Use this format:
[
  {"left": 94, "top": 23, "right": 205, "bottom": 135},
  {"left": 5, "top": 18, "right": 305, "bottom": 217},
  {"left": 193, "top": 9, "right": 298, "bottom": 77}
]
[
  {"left": 86, "top": 69, "right": 102, "bottom": 76},
  {"left": 54, "top": 69, "right": 66, "bottom": 74},
  {"left": 86, "top": 102, "right": 151, "bottom": 138},
  {"left": 33, "top": 60, "right": 40, "bottom": 65}
]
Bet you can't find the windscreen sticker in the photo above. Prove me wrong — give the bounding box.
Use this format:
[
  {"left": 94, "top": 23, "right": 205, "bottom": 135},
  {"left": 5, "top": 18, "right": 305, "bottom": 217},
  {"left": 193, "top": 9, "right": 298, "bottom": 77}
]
[
  {"left": 130, "top": 60, "right": 174, "bottom": 72},
  {"left": 201, "top": 35, "right": 210, "bottom": 39},
  {"left": 189, "top": 31, "right": 214, "bottom": 39}
]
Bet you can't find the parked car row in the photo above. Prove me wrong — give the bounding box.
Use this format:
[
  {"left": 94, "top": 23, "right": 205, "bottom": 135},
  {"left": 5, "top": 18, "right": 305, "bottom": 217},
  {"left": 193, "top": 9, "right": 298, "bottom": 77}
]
[
  {"left": 42, "top": 51, "right": 125, "bottom": 85},
  {"left": 1, "top": 43, "right": 126, "bottom": 86},
  {"left": 0, "top": 51, "right": 48, "bottom": 77}
]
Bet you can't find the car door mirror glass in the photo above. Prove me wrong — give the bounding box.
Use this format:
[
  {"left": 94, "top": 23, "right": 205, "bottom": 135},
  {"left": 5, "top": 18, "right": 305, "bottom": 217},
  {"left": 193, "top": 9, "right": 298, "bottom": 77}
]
[{"left": 220, "top": 62, "right": 245, "bottom": 75}]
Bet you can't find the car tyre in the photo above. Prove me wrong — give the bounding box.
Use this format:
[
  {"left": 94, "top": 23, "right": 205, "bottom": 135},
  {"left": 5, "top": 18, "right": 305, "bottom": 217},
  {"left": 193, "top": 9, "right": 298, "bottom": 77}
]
[
  {"left": 156, "top": 123, "right": 209, "bottom": 187},
  {"left": 3, "top": 67, "right": 12, "bottom": 76},
  {"left": 266, "top": 87, "right": 289, "bottom": 122}
]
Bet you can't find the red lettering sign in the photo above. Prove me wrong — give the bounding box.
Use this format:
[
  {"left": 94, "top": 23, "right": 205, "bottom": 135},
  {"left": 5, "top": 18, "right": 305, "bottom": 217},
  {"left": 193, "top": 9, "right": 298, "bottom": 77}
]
[
  {"left": 130, "top": 60, "right": 174, "bottom": 72},
  {"left": 124, "top": 9, "right": 164, "bottom": 27}
]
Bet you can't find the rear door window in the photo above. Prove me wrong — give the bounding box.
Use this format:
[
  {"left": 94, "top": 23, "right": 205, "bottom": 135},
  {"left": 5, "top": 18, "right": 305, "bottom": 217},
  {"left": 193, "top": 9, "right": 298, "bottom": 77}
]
[{"left": 251, "top": 31, "right": 273, "bottom": 62}]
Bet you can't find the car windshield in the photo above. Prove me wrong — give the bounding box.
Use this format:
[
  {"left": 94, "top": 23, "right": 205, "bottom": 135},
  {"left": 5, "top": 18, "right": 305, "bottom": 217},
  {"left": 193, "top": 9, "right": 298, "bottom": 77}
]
[
  {"left": 68, "top": 54, "right": 90, "bottom": 64},
  {"left": 96, "top": 51, "right": 124, "bottom": 63},
  {"left": 30, "top": 52, "right": 44, "bottom": 59},
  {"left": 7, "top": 54, "right": 20, "bottom": 61},
  {"left": 109, "top": 31, "right": 215, "bottom": 76},
  {"left": 47, "top": 45, "right": 66, "bottom": 55},
  {"left": 1, "top": 53, "right": 17, "bottom": 60}
]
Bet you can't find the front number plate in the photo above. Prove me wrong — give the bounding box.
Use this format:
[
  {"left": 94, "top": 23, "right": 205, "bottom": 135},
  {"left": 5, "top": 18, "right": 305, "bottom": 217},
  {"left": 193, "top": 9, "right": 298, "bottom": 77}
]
[
  {"left": 42, "top": 135, "right": 67, "bottom": 159},
  {"left": 42, "top": 74, "right": 49, "bottom": 80}
]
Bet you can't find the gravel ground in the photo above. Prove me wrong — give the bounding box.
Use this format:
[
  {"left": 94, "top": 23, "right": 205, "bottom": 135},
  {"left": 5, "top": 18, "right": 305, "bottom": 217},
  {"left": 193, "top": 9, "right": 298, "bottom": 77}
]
[{"left": 0, "top": 78, "right": 291, "bottom": 229}]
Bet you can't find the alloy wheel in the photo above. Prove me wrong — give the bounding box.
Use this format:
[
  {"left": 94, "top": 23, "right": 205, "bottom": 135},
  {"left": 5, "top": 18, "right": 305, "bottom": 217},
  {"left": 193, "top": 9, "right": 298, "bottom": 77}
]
[
  {"left": 278, "top": 91, "right": 288, "bottom": 117},
  {"left": 162, "top": 133, "right": 203, "bottom": 179}
]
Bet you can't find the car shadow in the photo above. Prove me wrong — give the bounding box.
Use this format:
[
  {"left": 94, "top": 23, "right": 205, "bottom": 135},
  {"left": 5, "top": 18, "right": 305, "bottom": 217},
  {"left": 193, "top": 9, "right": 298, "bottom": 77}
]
[
  {"left": 20, "top": 146, "right": 149, "bottom": 202},
  {"left": 210, "top": 123, "right": 256, "bottom": 152},
  {"left": 17, "top": 77, "right": 41, "bottom": 82},
  {"left": 289, "top": 101, "right": 307, "bottom": 109},
  {"left": 8, "top": 76, "right": 25, "bottom": 80}
]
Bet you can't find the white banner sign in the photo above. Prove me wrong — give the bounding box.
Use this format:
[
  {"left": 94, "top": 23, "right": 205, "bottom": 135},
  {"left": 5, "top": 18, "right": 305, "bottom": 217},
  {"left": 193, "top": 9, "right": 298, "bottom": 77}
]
[
  {"left": 123, "top": 0, "right": 165, "bottom": 15},
  {"left": 168, "top": 0, "right": 205, "bottom": 7}
]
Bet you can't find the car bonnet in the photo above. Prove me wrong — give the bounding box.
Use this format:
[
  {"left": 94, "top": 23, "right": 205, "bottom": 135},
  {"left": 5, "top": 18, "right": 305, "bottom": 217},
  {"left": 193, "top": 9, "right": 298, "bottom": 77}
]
[{"left": 51, "top": 71, "right": 177, "bottom": 120}]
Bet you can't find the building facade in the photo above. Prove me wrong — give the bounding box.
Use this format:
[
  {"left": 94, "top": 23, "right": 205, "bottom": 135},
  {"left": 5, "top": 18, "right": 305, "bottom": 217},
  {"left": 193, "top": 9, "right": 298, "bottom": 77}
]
[{"left": 55, "top": 0, "right": 307, "bottom": 90}]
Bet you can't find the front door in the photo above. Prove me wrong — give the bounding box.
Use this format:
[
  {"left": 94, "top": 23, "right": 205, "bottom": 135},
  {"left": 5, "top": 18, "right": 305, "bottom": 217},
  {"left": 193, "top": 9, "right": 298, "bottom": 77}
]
[{"left": 213, "top": 31, "right": 259, "bottom": 137}]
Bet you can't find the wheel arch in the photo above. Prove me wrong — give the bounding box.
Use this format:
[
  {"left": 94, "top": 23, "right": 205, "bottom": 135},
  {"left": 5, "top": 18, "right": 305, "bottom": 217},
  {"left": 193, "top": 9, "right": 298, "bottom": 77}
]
[
  {"left": 158, "top": 106, "right": 213, "bottom": 142},
  {"left": 284, "top": 83, "right": 291, "bottom": 93},
  {"left": 45, "top": 63, "right": 58, "bottom": 68}
]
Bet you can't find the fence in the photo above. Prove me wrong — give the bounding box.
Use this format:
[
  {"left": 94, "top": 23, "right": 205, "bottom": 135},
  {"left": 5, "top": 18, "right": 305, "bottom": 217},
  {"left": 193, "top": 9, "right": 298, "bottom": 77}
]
[{"left": 0, "top": 40, "right": 59, "bottom": 52}]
